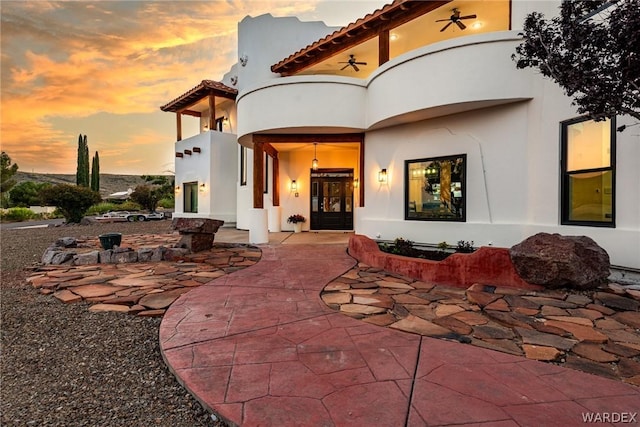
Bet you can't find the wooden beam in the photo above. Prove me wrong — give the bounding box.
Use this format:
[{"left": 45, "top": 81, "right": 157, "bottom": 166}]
[
  {"left": 208, "top": 93, "right": 215, "bottom": 131},
  {"left": 262, "top": 143, "right": 278, "bottom": 158},
  {"left": 379, "top": 29, "right": 390, "bottom": 66},
  {"left": 253, "top": 141, "right": 264, "bottom": 209},
  {"left": 272, "top": 153, "right": 280, "bottom": 207},
  {"left": 359, "top": 136, "right": 365, "bottom": 207},
  {"left": 176, "top": 113, "right": 182, "bottom": 142},
  {"left": 181, "top": 110, "right": 201, "bottom": 117}
]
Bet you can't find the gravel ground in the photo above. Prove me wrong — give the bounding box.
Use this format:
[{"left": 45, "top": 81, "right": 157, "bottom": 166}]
[{"left": 1, "top": 220, "right": 225, "bottom": 427}]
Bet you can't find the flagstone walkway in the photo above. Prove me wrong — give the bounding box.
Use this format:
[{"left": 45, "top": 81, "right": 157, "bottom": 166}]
[{"left": 159, "top": 244, "right": 640, "bottom": 427}]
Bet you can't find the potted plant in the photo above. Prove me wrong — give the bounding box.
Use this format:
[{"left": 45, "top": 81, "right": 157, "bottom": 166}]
[{"left": 287, "top": 214, "right": 306, "bottom": 233}]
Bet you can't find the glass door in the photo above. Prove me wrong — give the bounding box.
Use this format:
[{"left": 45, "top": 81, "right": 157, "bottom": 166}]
[{"left": 310, "top": 169, "right": 353, "bottom": 230}]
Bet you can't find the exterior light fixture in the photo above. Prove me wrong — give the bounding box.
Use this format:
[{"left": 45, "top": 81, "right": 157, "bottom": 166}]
[
  {"left": 353, "top": 178, "right": 359, "bottom": 188},
  {"left": 199, "top": 183, "right": 206, "bottom": 192},
  {"left": 390, "top": 33, "right": 399, "bottom": 41},
  {"left": 471, "top": 21, "right": 483, "bottom": 30},
  {"left": 291, "top": 180, "right": 297, "bottom": 191},
  {"left": 312, "top": 142, "right": 319, "bottom": 171},
  {"left": 175, "top": 185, "right": 181, "bottom": 192},
  {"left": 378, "top": 169, "right": 388, "bottom": 183}
]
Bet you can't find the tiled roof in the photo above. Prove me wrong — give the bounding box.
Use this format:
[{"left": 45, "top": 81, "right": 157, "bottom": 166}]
[
  {"left": 271, "top": 0, "right": 451, "bottom": 75},
  {"left": 160, "top": 80, "right": 238, "bottom": 112}
]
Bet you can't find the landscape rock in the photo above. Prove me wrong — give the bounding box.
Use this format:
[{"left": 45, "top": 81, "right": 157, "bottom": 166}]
[
  {"left": 73, "top": 251, "right": 100, "bottom": 265},
  {"left": 112, "top": 249, "right": 138, "bottom": 264},
  {"left": 509, "top": 233, "right": 610, "bottom": 290},
  {"left": 172, "top": 218, "right": 224, "bottom": 252},
  {"left": 51, "top": 251, "right": 76, "bottom": 265},
  {"left": 55, "top": 237, "right": 77, "bottom": 248}
]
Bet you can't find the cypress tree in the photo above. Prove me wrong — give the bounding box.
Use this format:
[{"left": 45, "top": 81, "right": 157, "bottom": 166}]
[
  {"left": 76, "top": 134, "right": 85, "bottom": 186},
  {"left": 83, "top": 135, "right": 90, "bottom": 187},
  {"left": 91, "top": 151, "right": 100, "bottom": 192}
]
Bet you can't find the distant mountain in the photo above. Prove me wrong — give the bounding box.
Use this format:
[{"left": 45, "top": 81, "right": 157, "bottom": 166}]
[{"left": 14, "top": 171, "right": 152, "bottom": 198}]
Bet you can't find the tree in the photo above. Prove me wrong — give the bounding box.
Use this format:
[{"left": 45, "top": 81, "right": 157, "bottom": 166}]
[
  {"left": 130, "top": 185, "right": 159, "bottom": 212},
  {"left": 1, "top": 152, "right": 19, "bottom": 208},
  {"left": 76, "top": 134, "right": 90, "bottom": 187},
  {"left": 40, "top": 184, "right": 101, "bottom": 223},
  {"left": 8, "top": 181, "right": 51, "bottom": 207},
  {"left": 512, "top": 0, "right": 640, "bottom": 123},
  {"left": 91, "top": 151, "right": 100, "bottom": 192}
]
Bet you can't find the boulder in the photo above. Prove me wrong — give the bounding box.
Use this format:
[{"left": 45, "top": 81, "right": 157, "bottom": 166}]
[
  {"left": 73, "top": 251, "right": 100, "bottom": 265},
  {"left": 55, "top": 237, "right": 77, "bottom": 248},
  {"left": 509, "top": 233, "right": 610, "bottom": 290},
  {"left": 172, "top": 218, "right": 224, "bottom": 252},
  {"left": 172, "top": 218, "right": 224, "bottom": 234}
]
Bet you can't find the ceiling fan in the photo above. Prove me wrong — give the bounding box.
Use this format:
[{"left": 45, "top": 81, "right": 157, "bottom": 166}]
[
  {"left": 436, "top": 8, "right": 477, "bottom": 32},
  {"left": 339, "top": 54, "right": 367, "bottom": 72}
]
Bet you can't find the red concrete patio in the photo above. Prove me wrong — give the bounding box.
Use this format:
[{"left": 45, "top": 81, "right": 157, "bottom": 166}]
[{"left": 159, "top": 243, "right": 640, "bottom": 426}]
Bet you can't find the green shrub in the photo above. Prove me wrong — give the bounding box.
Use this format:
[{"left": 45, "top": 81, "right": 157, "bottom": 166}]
[
  {"left": 157, "top": 197, "right": 174, "bottom": 209},
  {"left": 119, "top": 200, "right": 142, "bottom": 211},
  {"left": 86, "top": 202, "right": 119, "bottom": 215},
  {"left": 40, "top": 184, "right": 101, "bottom": 223},
  {"left": 0, "top": 207, "right": 36, "bottom": 222},
  {"left": 455, "top": 240, "right": 475, "bottom": 253}
]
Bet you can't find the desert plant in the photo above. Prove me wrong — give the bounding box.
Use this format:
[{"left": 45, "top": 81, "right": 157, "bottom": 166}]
[
  {"left": 86, "top": 202, "right": 119, "bottom": 215},
  {"left": 437, "top": 241, "right": 449, "bottom": 252},
  {"left": 157, "top": 197, "right": 175, "bottom": 209},
  {"left": 40, "top": 184, "right": 101, "bottom": 223},
  {"left": 287, "top": 214, "right": 306, "bottom": 224},
  {"left": 119, "top": 200, "right": 142, "bottom": 211},
  {"left": 455, "top": 240, "right": 475, "bottom": 253},
  {"left": 0, "top": 207, "right": 36, "bottom": 222}
]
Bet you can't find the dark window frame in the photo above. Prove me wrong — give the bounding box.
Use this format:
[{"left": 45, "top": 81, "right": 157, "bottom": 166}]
[
  {"left": 404, "top": 154, "right": 467, "bottom": 222},
  {"left": 183, "top": 181, "right": 198, "bottom": 213},
  {"left": 560, "top": 116, "right": 616, "bottom": 227}
]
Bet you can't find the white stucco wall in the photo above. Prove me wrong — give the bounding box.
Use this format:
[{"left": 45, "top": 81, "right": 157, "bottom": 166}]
[{"left": 174, "top": 131, "right": 238, "bottom": 223}]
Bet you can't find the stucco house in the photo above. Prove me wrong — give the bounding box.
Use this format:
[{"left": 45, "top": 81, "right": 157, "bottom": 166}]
[{"left": 160, "top": 0, "right": 639, "bottom": 270}]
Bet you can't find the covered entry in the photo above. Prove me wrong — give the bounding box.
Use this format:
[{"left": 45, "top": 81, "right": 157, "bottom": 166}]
[{"left": 311, "top": 169, "right": 354, "bottom": 230}]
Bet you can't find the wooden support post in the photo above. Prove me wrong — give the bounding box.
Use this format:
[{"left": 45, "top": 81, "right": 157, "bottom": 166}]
[
  {"left": 176, "top": 113, "right": 182, "bottom": 142},
  {"left": 253, "top": 141, "right": 264, "bottom": 209},
  {"left": 359, "top": 136, "right": 365, "bottom": 207},
  {"left": 272, "top": 153, "right": 280, "bottom": 207},
  {"left": 379, "top": 29, "right": 390, "bottom": 66},
  {"left": 208, "top": 93, "right": 215, "bottom": 131}
]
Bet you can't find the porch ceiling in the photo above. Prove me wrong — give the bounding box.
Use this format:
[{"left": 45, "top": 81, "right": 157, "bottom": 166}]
[
  {"left": 270, "top": 141, "right": 360, "bottom": 153},
  {"left": 272, "top": 0, "right": 510, "bottom": 78}
]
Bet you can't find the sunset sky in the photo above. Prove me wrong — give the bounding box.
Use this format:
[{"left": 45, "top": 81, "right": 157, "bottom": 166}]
[{"left": 1, "top": 1, "right": 387, "bottom": 175}]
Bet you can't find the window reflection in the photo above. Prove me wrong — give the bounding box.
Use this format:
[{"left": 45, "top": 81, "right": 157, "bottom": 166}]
[{"left": 406, "top": 154, "right": 466, "bottom": 221}]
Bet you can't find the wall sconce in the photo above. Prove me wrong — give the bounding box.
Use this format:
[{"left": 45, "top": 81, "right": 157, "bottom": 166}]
[
  {"left": 378, "top": 169, "right": 388, "bottom": 183},
  {"left": 230, "top": 75, "right": 238, "bottom": 86},
  {"left": 291, "top": 180, "right": 297, "bottom": 191},
  {"left": 199, "top": 183, "right": 206, "bottom": 193},
  {"left": 175, "top": 185, "right": 181, "bottom": 193},
  {"left": 353, "top": 178, "right": 359, "bottom": 188},
  {"left": 239, "top": 54, "right": 248, "bottom": 67}
]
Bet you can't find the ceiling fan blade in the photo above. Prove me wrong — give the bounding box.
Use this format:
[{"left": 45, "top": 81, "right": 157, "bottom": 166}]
[
  {"left": 459, "top": 14, "right": 477, "bottom": 20},
  {"left": 456, "top": 20, "right": 466, "bottom": 30},
  {"left": 435, "top": 18, "right": 451, "bottom": 22},
  {"left": 440, "top": 21, "right": 453, "bottom": 32},
  {"left": 354, "top": 62, "right": 367, "bottom": 65},
  {"left": 352, "top": 64, "right": 360, "bottom": 72},
  {"left": 340, "top": 63, "right": 350, "bottom": 70}
]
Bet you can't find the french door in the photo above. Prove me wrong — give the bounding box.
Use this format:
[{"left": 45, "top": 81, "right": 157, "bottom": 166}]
[{"left": 310, "top": 169, "right": 354, "bottom": 230}]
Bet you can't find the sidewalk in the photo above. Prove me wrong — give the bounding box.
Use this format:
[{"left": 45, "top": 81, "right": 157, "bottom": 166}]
[{"left": 159, "top": 242, "right": 640, "bottom": 426}]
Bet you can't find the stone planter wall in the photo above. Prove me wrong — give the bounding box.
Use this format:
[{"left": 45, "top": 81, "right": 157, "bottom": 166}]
[{"left": 348, "top": 234, "right": 542, "bottom": 291}]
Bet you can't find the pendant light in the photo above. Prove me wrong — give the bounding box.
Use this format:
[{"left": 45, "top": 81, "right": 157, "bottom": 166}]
[{"left": 312, "top": 142, "right": 318, "bottom": 170}]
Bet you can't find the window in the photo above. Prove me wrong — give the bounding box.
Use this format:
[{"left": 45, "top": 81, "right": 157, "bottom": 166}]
[
  {"left": 405, "top": 154, "right": 466, "bottom": 221},
  {"left": 184, "top": 182, "right": 198, "bottom": 213},
  {"left": 240, "top": 146, "right": 247, "bottom": 186},
  {"left": 561, "top": 117, "right": 615, "bottom": 226}
]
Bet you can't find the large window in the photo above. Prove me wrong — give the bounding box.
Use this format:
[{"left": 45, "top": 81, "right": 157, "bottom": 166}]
[
  {"left": 405, "top": 154, "right": 466, "bottom": 221},
  {"left": 561, "top": 117, "right": 615, "bottom": 226},
  {"left": 184, "top": 182, "right": 198, "bottom": 213}
]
